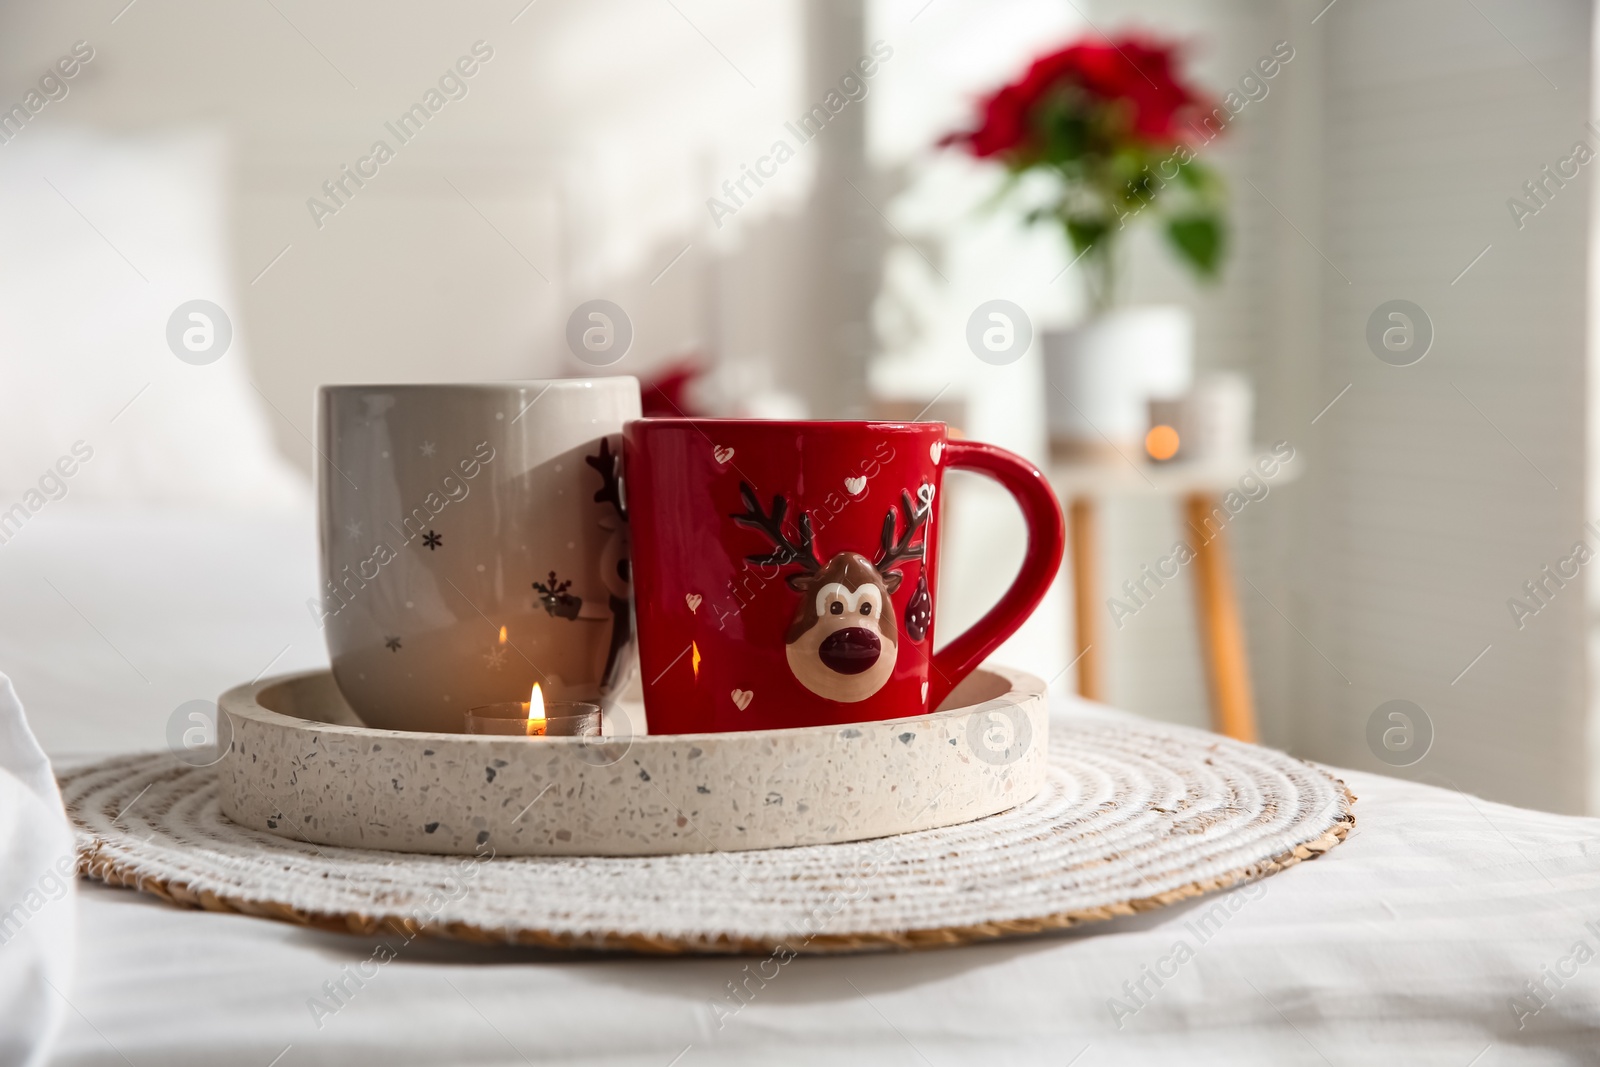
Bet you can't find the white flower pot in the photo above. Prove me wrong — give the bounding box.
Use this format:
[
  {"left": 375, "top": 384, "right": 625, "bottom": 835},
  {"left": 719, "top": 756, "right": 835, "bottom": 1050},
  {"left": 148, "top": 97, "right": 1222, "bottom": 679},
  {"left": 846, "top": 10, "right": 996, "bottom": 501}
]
[{"left": 1043, "top": 306, "right": 1194, "bottom": 459}]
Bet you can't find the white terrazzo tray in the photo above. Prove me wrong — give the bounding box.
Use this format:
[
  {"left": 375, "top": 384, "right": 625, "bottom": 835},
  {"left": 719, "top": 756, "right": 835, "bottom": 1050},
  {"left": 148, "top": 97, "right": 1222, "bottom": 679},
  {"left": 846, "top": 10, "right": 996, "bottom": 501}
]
[{"left": 218, "top": 666, "right": 1046, "bottom": 857}]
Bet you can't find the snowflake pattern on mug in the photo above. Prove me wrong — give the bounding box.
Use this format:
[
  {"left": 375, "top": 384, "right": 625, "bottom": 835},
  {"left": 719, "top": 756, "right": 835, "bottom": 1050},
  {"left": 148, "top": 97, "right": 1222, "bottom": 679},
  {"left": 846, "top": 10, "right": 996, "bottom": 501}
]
[{"left": 532, "top": 571, "right": 582, "bottom": 619}]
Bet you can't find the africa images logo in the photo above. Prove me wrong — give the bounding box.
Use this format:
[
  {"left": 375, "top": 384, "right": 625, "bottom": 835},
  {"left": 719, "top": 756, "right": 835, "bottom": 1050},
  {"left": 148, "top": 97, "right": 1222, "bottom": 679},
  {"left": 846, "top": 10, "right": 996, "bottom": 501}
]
[
  {"left": 305, "top": 41, "right": 495, "bottom": 230},
  {"left": 0, "top": 41, "right": 95, "bottom": 146},
  {"left": 704, "top": 40, "right": 893, "bottom": 229}
]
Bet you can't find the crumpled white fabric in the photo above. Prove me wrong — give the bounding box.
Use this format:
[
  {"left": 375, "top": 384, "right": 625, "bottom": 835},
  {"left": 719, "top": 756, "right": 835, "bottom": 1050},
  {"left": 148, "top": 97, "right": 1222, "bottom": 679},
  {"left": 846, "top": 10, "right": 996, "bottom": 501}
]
[{"left": 0, "top": 671, "right": 76, "bottom": 1067}]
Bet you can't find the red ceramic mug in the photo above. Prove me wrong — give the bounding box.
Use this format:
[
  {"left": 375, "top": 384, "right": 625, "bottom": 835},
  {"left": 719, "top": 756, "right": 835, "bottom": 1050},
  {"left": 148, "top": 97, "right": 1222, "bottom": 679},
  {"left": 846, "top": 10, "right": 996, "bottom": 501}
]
[{"left": 624, "top": 419, "right": 1065, "bottom": 733}]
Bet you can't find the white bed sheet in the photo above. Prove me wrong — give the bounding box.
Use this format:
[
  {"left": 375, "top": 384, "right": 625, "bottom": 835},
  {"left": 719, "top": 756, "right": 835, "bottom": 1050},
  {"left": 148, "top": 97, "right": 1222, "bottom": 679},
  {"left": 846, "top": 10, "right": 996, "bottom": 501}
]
[{"left": 6, "top": 506, "right": 1600, "bottom": 1065}]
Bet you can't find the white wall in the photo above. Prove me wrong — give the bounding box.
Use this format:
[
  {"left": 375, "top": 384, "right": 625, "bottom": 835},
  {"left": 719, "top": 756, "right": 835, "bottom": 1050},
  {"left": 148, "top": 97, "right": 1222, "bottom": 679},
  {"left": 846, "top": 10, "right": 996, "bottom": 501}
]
[
  {"left": 0, "top": 0, "right": 808, "bottom": 468},
  {"left": 1302, "top": 0, "right": 1590, "bottom": 813}
]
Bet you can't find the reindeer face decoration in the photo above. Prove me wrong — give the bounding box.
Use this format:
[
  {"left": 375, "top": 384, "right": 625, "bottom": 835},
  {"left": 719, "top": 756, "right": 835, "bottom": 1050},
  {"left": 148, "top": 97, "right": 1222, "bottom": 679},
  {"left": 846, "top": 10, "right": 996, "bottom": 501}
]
[{"left": 732, "top": 483, "right": 930, "bottom": 703}]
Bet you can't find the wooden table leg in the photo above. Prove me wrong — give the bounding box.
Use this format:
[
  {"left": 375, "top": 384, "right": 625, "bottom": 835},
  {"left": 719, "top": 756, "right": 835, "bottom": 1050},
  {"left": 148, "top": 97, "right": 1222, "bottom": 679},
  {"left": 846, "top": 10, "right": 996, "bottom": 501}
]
[
  {"left": 1068, "top": 497, "right": 1102, "bottom": 702},
  {"left": 1184, "top": 493, "right": 1258, "bottom": 742}
]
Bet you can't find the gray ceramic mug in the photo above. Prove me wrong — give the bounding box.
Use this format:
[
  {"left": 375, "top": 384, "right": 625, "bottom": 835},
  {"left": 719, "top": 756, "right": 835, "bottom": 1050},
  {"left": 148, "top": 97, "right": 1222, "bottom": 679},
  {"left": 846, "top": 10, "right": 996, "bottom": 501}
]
[{"left": 314, "top": 379, "right": 641, "bottom": 732}]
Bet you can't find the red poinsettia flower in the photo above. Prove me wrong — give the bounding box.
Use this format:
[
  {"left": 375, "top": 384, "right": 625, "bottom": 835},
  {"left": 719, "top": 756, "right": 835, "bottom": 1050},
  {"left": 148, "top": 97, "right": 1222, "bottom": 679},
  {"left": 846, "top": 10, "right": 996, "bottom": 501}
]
[
  {"left": 946, "top": 34, "right": 1211, "bottom": 158},
  {"left": 939, "top": 31, "right": 1230, "bottom": 311}
]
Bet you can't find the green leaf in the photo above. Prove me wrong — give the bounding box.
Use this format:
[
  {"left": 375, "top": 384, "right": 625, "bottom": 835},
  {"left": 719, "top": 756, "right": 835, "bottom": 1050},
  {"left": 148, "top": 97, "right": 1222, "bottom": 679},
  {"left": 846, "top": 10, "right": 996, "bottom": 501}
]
[
  {"left": 1120, "top": 171, "right": 1158, "bottom": 210},
  {"left": 1030, "top": 92, "right": 1091, "bottom": 164},
  {"left": 1175, "top": 159, "right": 1211, "bottom": 191},
  {"left": 1065, "top": 215, "right": 1112, "bottom": 258},
  {"left": 1166, "top": 215, "right": 1225, "bottom": 278}
]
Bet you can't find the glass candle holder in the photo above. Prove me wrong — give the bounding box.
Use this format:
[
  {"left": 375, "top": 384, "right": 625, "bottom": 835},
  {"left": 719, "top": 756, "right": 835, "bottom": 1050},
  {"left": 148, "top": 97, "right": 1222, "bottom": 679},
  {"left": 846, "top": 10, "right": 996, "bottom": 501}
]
[{"left": 463, "top": 700, "right": 602, "bottom": 737}]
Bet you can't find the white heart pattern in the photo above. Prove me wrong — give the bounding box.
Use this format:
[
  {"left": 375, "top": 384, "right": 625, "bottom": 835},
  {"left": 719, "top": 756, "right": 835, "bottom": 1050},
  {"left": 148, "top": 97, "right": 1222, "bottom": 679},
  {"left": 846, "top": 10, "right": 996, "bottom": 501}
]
[
  {"left": 920, "top": 681, "right": 929, "bottom": 704},
  {"left": 917, "top": 483, "right": 936, "bottom": 509},
  {"left": 845, "top": 476, "right": 867, "bottom": 496},
  {"left": 731, "top": 689, "right": 754, "bottom": 711},
  {"left": 713, "top": 446, "right": 735, "bottom": 464},
  {"left": 685, "top": 594, "right": 702, "bottom": 613},
  {"left": 930, "top": 440, "right": 944, "bottom": 464}
]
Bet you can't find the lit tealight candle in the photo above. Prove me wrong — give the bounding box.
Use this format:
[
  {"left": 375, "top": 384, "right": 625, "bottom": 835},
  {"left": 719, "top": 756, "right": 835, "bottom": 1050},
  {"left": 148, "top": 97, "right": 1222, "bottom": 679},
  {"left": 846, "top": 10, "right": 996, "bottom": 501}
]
[
  {"left": 526, "top": 681, "right": 547, "bottom": 736},
  {"left": 464, "top": 683, "right": 601, "bottom": 737},
  {"left": 1145, "top": 424, "right": 1181, "bottom": 462}
]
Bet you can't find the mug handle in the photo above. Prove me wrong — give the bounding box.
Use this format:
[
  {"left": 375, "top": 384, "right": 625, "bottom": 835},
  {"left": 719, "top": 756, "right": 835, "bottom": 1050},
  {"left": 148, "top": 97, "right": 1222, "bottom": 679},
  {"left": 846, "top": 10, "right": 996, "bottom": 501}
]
[{"left": 928, "top": 440, "right": 1067, "bottom": 709}]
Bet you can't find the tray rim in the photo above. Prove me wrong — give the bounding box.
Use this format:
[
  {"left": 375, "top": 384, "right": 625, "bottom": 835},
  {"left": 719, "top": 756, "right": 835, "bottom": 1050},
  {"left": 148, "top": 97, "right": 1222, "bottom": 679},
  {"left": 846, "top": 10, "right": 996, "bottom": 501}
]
[
  {"left": 217, "top": 664, "right": 1050, "bottom": 858},
  {"left": 219, "top": 664, "right": 1045, "bottom": 746}
]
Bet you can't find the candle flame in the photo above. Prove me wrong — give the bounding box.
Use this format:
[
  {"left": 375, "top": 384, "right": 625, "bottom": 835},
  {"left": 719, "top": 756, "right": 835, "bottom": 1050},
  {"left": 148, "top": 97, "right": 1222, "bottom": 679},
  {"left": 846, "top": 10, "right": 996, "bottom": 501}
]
[
  {"left": 691, "top": 641, "right": 701, "bottom": 680},
  {"left": 498, "top": 625, "right": 507, "bottom": 644},
  {"left": 525, "top": 683, "right": 547, "bottom": 735}
]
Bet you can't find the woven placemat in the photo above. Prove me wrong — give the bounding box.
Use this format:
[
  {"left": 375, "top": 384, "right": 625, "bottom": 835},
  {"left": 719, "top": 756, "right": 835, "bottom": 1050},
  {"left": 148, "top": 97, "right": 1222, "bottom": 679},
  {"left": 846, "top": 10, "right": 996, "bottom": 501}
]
[{"left": 61, "top": 714, "right": 1354, "bottom": 955}]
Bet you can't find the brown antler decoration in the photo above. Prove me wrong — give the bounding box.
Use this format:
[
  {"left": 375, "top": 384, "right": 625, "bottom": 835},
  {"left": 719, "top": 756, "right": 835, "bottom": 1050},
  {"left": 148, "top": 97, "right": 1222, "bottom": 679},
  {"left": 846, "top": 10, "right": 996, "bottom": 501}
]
[
  {"left": 585, "top": 438, "right": 626, "bottom": 521},
  {"left": 875, "top": 489, "right": 929, "bottom": 574},
  {"left": 730, "top": 482, "right": 821, "bottom": 574}
]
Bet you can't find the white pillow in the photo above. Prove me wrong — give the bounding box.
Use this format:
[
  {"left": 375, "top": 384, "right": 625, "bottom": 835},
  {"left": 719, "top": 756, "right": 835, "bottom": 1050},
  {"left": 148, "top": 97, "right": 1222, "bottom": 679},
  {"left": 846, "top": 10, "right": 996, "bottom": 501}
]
[{"left": 0, "top": 128, "right": 304, "bottom": 507}]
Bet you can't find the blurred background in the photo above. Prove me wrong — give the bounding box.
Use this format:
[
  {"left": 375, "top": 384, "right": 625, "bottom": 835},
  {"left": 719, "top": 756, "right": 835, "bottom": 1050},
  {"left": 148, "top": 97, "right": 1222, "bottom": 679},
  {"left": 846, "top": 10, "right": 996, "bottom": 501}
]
[{"left": 0, "top": 0, "right": 1592, "bottom": 814}]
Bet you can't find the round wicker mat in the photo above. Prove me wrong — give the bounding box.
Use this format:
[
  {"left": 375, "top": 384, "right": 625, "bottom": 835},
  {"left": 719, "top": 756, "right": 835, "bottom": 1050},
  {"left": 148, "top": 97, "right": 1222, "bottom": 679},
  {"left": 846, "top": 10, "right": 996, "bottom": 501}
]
[{"left": 62, "top": 714, "right": 1353, "bottom": 955}]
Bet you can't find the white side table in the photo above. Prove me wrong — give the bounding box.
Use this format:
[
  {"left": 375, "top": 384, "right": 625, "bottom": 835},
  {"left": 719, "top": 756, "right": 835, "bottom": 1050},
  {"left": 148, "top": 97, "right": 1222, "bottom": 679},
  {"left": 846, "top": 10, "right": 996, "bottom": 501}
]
[{"left": 1050, "top": 448, "right": 1302, "bottom": 742}]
